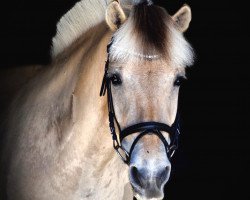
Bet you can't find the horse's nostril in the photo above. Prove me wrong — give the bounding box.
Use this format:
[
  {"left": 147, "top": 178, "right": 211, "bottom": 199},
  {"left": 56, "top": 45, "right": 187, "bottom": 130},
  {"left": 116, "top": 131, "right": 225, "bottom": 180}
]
[
  {"left": 156, "top": 166, "right": 171, "bottom": 189},
  {"left": 130, "top": 166, "right": 143, "bottom": 188}
]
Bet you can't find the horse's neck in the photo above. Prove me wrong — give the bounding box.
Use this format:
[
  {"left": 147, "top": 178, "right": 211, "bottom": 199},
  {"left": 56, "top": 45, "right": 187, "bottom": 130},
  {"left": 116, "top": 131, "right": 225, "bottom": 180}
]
[
  {"left": 54, "top": 23, "right": 130, "bottom": 198},
  {"left": 50, "top": 23, "right": 111, "bottom": 146}
]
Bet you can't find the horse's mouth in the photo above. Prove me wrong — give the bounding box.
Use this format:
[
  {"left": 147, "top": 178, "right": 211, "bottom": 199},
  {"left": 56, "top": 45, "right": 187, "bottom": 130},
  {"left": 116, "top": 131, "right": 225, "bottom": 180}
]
[
  {"left": 134, "top": 192, "right": 164, "bottom": 200},
  {"left": 132, "top": 185, "right": 164, "bottom": 200}
]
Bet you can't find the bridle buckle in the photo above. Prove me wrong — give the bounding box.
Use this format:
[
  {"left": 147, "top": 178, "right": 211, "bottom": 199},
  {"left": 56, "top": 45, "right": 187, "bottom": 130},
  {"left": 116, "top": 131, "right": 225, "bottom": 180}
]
[{"left": 113, "top": 140, "right": 129, "bottom": 164}]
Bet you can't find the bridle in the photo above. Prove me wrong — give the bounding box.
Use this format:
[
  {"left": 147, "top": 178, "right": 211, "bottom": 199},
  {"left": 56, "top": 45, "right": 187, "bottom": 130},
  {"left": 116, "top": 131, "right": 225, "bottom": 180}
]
[{"left": 100, "top": 39, "right": 181, "bottom": 164}]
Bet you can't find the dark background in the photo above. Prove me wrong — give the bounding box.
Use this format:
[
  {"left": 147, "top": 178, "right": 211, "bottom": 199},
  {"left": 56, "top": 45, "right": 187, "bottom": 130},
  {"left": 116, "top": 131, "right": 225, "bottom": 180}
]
[{"left": 0, "top": 0, "right": 249, "bottom": 200}]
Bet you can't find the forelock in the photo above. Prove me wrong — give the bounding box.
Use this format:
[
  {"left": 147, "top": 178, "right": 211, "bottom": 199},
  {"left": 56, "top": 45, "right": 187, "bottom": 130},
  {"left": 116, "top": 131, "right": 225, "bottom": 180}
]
[{"left": 109, "top": 3, "right": 194, "bottom": 67}]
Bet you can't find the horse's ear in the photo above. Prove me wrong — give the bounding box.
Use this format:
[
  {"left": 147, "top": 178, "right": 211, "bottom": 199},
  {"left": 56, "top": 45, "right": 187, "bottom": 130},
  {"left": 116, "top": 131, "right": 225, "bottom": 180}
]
[
  {"left": 172, "top": 4, "right": 192, "bottom": 32},
  {"left": 105, "top": 1, "right": 127, "bottom": 31}
]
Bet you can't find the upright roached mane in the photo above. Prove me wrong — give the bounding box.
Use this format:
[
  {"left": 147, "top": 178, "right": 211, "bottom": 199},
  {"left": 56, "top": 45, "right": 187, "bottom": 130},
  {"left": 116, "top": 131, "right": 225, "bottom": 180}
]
[
  {"left": 52, "top": 0, "right": 132, "bottom": 57},
  {"left": 51, "top": 0, "right": 107, "bottom": 57}
]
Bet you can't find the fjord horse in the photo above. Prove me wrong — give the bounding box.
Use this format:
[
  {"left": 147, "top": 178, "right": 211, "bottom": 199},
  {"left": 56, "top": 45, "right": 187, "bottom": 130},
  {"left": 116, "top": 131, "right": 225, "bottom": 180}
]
[{"left": 0, "top": 0, "right": 194, "bottom": 199}]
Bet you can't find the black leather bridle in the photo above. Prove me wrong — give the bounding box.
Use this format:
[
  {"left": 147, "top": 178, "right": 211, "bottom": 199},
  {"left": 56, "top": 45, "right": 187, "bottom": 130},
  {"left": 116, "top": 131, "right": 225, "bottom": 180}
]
[{"left": 100, "top": 39, "right": 181, "bottom": 164}]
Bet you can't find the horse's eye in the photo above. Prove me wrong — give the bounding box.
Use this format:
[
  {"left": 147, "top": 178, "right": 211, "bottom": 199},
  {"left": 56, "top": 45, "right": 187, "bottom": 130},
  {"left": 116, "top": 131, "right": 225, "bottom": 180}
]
[
  {"left": 110, "top": 74, "right": 122, "bottom": 86},
  {"left": 174, "top": 76, "right": 186, "bottom": 87}
]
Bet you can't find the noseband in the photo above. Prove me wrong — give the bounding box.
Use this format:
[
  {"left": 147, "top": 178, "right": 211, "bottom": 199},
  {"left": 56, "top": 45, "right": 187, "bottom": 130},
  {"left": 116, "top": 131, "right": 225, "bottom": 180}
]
[{"left": 100, "top": 39, "right": 180, "bottom": 164}]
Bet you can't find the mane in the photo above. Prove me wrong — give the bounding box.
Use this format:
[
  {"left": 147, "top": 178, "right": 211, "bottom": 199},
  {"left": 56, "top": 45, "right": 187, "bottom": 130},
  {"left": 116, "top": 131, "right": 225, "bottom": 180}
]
[
  {"left": 51, "top": 0, "right": 109, "bottom": 57},
  {"left": 51, "top": 0, "right": 134, "bottom": 58},
  {"left": 110, "top": 3, "right": 194, "bottom": 66}
]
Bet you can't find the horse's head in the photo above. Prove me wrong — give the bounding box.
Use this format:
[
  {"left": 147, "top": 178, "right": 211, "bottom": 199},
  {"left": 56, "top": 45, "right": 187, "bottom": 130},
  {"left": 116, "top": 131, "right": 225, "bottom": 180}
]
[{"left": 104, "top": 1, "right": 194, "bottom": 199}]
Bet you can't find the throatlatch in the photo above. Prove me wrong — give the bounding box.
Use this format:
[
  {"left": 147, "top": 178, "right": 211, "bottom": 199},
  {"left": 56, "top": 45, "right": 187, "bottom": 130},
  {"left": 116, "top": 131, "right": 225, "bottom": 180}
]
[{"left": 100, "top": 39, "right": 181, "bottom": 164}]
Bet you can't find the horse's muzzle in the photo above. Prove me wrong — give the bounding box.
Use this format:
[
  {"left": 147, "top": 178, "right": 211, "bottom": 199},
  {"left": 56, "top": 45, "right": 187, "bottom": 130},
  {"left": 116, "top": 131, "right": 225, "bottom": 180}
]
[{"left": 129, "top": 164, "right": 170, "bottom": 199}]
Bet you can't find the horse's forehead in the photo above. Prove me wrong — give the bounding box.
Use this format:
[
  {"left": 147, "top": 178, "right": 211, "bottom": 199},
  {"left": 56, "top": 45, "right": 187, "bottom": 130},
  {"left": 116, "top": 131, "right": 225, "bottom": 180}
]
[{"left": 111, "top": 59, "right": 183, "bottom": 76}]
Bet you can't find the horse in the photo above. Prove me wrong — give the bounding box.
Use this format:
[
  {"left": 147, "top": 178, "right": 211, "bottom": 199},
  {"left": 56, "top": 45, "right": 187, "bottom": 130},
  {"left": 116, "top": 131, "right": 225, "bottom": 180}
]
[{"left": 0, "top": 0, "right": 194, "bottom": 199}]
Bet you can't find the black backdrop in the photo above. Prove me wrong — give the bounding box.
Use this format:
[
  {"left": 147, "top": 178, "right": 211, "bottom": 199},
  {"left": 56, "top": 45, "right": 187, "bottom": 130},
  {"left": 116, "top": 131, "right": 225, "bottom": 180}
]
[{"left": 0, "top": 0, "right": 249, "bottom": 200}]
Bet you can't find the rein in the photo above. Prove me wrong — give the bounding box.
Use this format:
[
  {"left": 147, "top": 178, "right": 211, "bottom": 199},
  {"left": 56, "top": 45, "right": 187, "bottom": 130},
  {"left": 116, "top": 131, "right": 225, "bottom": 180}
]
[{"left": 100, "top": 39, "right": 181, "bottom": 164}]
